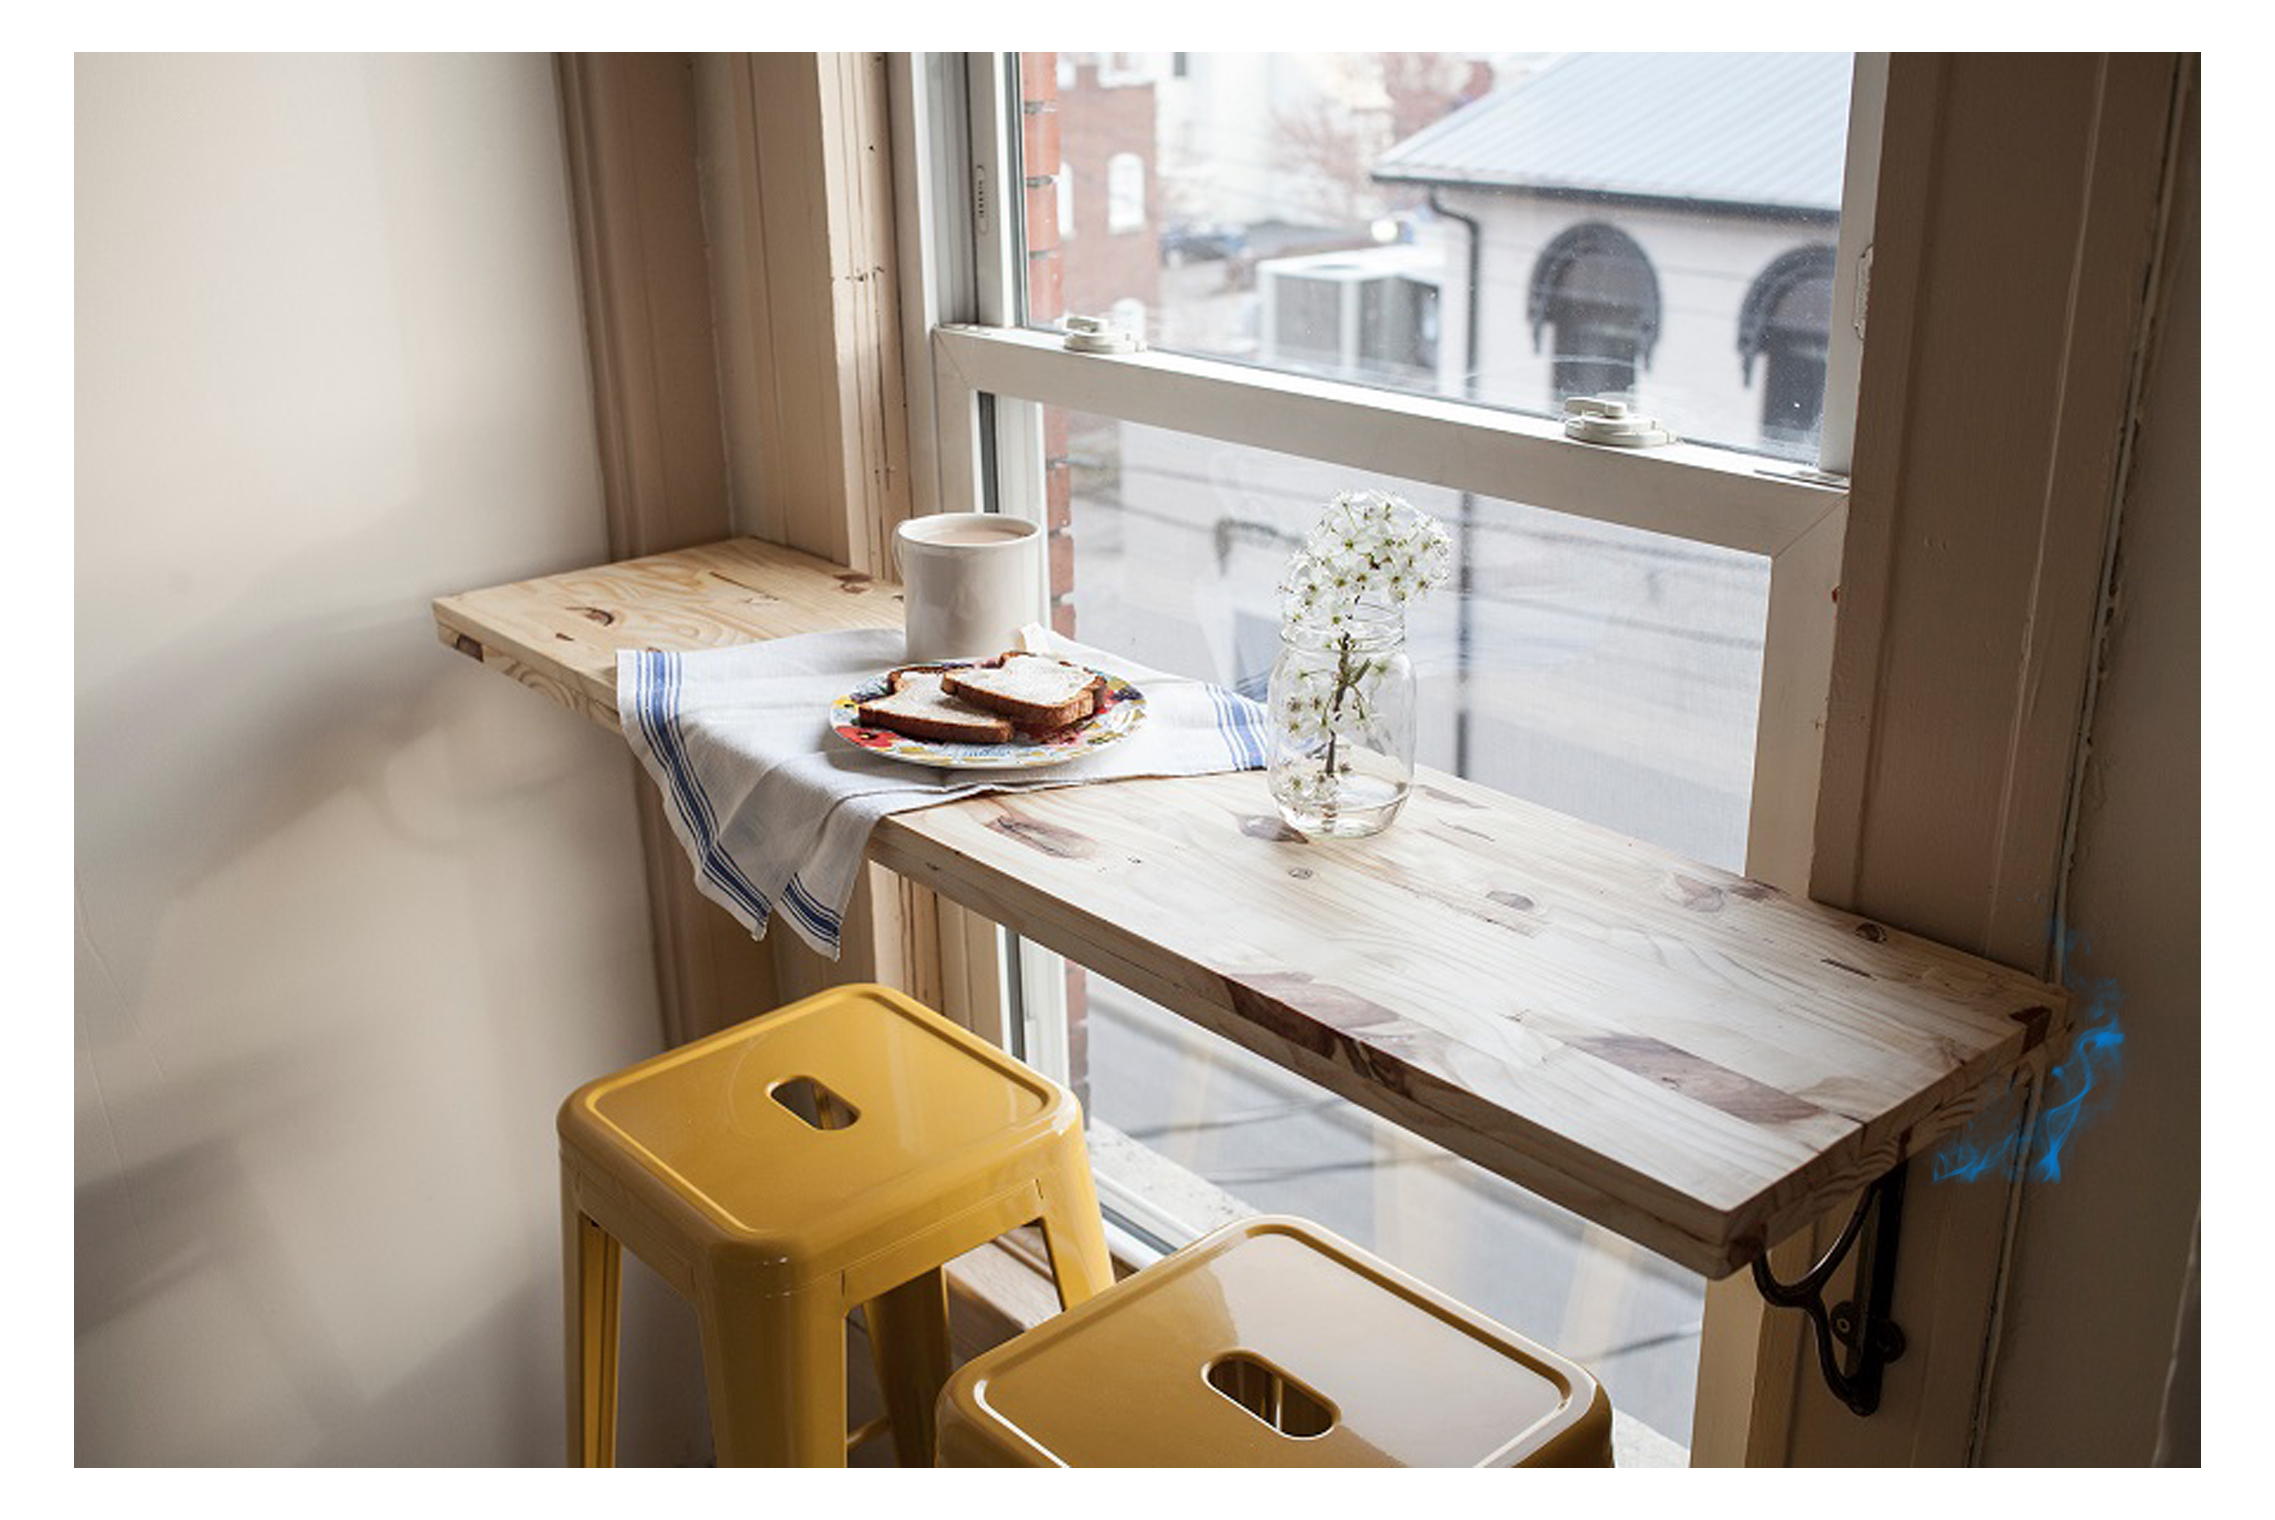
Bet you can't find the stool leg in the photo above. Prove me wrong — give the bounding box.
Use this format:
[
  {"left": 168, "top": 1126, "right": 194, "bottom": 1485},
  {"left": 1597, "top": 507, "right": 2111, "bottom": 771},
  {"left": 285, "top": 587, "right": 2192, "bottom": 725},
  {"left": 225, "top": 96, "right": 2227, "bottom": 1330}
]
[
  {"left": 698, "top": 1284, "right": 847, "bottom": 1466},
  {"left": 561, "top": 1179, "right": 622, "bottom": 1467},
  {"left": 864, "top": 1267, "right": 952, "bottom": 1466},
  {"left": 1037, "top": 1175, "right": 1116, "bottom": 1309}
]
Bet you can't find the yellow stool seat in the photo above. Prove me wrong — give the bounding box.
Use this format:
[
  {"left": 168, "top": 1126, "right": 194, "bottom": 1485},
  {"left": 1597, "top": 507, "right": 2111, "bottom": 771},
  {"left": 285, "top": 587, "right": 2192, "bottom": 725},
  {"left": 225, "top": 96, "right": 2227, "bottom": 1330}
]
[
  {"left": 559, "top": 983, "right": 1112, "bottom": 1467},
  {"left": 936, "top": 1215, "right": 1613, "bottom": 1467}
]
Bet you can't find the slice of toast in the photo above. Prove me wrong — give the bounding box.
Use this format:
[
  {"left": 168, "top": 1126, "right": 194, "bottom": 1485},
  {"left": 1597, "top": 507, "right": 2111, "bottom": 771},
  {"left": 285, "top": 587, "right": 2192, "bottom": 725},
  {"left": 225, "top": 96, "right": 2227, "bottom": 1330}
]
[
  {"left": 941, "top": 653, "right": 1106, "bottom": 733},
  {"left": 854, "top": 668, "right": 1013, "bottom": 744}
]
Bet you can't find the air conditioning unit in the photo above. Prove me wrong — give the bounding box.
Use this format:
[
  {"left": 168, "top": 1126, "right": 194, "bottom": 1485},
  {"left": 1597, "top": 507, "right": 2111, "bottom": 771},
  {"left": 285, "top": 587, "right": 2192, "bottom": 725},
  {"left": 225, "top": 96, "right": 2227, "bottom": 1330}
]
[{"left": 1257, "top": 246, "right": 1447, "bottom": 385}]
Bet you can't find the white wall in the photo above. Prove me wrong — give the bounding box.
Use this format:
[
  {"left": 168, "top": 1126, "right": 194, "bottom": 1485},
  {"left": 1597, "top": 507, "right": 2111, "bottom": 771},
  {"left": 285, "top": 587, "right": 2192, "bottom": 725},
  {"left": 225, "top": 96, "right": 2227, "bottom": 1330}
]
[{"left": 76, "top": 54, "right": 704, "bottom": 1464}]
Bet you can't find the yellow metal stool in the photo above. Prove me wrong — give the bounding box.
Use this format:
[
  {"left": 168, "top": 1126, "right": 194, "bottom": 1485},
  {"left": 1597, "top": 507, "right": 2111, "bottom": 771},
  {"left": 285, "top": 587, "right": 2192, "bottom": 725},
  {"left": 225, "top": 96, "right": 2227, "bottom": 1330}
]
[
  {"left": 936, "top": 1215, "right": 1613, "bottom": 1467},
  {"left": 558, "top": 983, "right": 1113, "bottom": 1467}
]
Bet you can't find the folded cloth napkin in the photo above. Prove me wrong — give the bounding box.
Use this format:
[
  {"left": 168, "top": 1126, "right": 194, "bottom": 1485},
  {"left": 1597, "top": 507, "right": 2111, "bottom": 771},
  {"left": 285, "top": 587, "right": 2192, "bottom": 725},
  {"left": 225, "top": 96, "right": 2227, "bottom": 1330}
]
[{"left": 618, "top": 624, "right": 1268, "bottom": 959}]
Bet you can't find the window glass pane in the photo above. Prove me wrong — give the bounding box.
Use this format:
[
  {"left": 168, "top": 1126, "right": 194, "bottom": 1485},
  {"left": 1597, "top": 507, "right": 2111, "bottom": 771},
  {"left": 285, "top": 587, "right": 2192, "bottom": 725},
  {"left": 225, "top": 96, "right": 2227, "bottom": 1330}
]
[
  {"left": 1046, "top": 409, "right": 1770, "bottom": 867},
  {"left": 1023, "top": 51, "right": 1854, "bottom": 464}
]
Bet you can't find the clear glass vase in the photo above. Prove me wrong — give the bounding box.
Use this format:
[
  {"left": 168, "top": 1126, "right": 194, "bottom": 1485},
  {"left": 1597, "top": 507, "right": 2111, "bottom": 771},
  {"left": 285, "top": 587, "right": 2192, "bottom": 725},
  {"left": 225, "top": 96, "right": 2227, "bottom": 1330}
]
[{"left": 1266, "top": 609, "right": 1417, "bottom": 838}]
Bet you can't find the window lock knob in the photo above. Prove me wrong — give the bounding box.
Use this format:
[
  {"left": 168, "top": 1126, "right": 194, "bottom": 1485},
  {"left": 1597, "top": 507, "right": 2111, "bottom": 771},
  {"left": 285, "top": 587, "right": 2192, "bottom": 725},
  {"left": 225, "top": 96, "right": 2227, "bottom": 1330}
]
[
  {"left": 1063, "top": 314, "right": 1144, "bottom": 355},
  {"left": 1564, "top": 395, "right": 1676, "bottom": 448}
]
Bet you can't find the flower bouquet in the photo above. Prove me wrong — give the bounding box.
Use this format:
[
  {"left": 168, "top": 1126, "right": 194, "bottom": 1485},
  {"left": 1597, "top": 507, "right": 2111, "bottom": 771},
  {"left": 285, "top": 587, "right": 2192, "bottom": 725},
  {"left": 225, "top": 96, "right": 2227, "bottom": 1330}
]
[{"left": 1267, "top": 491, "right": 1451, "bottom": 838}]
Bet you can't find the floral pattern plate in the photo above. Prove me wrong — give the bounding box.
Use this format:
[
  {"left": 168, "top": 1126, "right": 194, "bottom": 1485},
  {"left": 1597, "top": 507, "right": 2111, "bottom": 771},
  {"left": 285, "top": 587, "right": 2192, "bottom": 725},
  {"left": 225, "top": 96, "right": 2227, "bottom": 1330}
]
[{"left": 830, "top": 662, "right": 1146, "bottom": 769}]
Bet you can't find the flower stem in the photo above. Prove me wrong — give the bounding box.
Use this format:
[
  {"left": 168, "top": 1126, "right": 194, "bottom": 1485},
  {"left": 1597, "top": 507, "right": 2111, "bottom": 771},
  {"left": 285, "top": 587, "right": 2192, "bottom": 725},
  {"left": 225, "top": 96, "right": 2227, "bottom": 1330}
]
[{"left": 1321, "top": 631, "right": 1356, "bottom": 822}]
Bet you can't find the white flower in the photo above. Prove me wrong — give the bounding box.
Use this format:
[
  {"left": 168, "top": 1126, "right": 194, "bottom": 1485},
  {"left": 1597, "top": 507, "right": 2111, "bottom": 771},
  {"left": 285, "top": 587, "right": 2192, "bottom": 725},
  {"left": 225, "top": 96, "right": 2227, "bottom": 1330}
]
[{"left": 1276, "top": 490, "right": 1450, "bottom": 628}]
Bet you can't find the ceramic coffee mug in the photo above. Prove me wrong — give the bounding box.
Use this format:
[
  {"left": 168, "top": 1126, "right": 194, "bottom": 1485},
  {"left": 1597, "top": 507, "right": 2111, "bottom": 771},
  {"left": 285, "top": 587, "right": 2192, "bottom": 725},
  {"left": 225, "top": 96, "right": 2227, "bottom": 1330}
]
[{"left": 895, "top": 513, "right": 1043, "bottom": 663}]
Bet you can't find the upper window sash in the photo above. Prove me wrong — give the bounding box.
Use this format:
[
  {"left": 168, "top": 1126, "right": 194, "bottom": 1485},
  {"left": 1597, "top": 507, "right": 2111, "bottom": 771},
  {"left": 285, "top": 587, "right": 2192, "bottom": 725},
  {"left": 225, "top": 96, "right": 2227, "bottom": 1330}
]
[{"left": 921, "top": 51, "right": 1882, "bottom": 496}]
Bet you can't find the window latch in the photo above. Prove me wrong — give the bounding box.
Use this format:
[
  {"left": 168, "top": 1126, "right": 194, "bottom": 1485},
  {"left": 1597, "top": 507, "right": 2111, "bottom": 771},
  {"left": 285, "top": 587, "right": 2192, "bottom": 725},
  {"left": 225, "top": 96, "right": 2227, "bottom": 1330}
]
[
  {"left": 1062, "top": 314, "right": 1144, "bottom": 355},
  {"left": 1563, "top": 396, "right": 1676, "bottom": 448}
]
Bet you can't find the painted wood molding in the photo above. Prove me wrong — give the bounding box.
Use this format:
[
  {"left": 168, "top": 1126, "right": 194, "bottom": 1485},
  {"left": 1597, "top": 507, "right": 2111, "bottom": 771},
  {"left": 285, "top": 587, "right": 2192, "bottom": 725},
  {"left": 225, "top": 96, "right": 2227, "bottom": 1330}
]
[
  {"left": 556, "top": 53, "right": 735, "bottom": 561},
  {"left": 1699, "top": 52, "right": 2189, "bottom": 1468},
  {"left": 689, "top": 53, "right": 946, "bottom": 1027},
  {"left": 558, "top": 52, "right": 771, "bottom": 1047},
  {"left": 696, "top": 53, "right": 915, "bottom": 573},
  {"left": 559, "top": 53, "right": 944, "bottom": 1046}
]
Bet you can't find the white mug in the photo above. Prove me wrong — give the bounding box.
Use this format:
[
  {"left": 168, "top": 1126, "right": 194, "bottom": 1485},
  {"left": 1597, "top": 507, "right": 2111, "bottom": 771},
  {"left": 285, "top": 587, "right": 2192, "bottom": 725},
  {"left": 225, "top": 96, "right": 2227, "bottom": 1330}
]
[{"left": 894, "top": 513, "right": 1043, "bottom": 663}]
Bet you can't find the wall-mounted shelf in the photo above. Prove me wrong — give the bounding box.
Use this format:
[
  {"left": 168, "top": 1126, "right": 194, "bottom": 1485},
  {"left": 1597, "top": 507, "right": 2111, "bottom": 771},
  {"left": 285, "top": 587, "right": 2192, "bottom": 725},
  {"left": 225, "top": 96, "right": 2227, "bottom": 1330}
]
[{"left": 435, "top": 536, "right": 2069, "bottom": 1282}]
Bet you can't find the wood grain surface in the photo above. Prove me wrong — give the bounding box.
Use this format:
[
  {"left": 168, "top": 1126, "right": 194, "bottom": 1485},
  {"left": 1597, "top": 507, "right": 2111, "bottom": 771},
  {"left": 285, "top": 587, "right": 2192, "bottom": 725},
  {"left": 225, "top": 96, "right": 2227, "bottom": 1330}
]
[{"left": 435, "top": 538, "right": 2071, "bottom": 1277}]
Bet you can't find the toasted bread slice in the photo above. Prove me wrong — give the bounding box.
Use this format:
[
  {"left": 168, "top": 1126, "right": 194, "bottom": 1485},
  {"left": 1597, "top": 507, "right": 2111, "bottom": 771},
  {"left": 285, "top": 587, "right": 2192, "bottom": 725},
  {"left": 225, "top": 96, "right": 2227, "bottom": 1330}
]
[
  {"left": 855, "top": 668, "right": 1013, "bottom": 744},
  {"left": 941, "top": 653, "right": 1106, "bottom": 733}
]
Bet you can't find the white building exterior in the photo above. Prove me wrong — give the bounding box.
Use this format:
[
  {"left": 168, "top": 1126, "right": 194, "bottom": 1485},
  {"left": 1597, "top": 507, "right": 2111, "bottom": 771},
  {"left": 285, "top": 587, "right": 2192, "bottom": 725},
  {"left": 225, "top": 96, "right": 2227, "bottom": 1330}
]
[
  {"left": 1252, "top": 52, "right": 1855, "bottom": 461},
  {"left": 1441, "top": 194, "right": 1839, "bottom": 457}
]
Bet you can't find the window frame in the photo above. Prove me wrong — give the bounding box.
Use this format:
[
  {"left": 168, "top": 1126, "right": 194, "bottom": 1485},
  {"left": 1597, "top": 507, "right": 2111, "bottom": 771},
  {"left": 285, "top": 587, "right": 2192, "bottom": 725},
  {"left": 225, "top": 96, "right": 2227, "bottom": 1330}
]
[{"left": 889, "top": 48, "right": 1888, "bottom": 1455}]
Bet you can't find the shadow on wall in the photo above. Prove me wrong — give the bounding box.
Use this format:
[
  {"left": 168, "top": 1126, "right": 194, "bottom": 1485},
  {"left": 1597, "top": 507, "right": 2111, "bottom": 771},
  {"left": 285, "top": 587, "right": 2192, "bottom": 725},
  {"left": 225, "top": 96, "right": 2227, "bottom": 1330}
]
[
  {"left": 74, "top": 510, "right": 603, "bottom": 1019},
  {"left": 73, "top": 525, "right": 696, "bottom": 1462},
  {"left": 76, "top": 1133, "right": 361, "bottom": 1452},
  {"left": 76, "top": 1100, "right": 707, "bottom": 1465}
]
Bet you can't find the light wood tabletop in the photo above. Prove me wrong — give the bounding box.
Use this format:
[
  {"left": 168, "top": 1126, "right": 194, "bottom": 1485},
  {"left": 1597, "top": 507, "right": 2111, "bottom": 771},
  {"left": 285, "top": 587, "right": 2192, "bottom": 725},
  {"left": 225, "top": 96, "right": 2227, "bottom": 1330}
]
[{"left": 436, "top": 536, "right": 2070, "bottom": 1278}]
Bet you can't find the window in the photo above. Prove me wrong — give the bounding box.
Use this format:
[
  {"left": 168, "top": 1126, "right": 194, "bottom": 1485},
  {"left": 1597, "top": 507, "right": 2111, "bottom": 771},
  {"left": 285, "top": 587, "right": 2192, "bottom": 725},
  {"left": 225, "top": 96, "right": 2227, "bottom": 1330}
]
[
  {"left": 1107, "top": 152, "right": 1145, "bottom": 233},
  {"left": 1057, "top": 161, "right": 1074, "bottom": 240},
  {"left": 1096, "top": 52, "right": 1156, "bottom": 89},
  {"left": 1528, "top": 222, "right": 1660, "bottom": 405},
  {"left": 1740, "top": 245, "right": 1839, "bottom": 457},
  {"left": 897, "top": 52, "right": 1873, "bottom": 1451}
]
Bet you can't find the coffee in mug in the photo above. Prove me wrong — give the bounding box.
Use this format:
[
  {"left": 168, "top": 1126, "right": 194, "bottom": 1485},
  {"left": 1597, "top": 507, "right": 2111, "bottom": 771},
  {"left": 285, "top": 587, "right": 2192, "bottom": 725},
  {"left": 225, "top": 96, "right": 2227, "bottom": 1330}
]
[{"left": 894, "top": 513, "right": 1043, "bottom": 663}]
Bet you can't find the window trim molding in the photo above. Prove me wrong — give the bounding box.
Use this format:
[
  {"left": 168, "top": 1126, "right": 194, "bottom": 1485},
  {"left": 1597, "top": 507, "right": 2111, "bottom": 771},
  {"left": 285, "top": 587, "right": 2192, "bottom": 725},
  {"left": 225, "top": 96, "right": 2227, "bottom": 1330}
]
[{"left": 556, "top": 52, "right": 773, "bottom": 1052}]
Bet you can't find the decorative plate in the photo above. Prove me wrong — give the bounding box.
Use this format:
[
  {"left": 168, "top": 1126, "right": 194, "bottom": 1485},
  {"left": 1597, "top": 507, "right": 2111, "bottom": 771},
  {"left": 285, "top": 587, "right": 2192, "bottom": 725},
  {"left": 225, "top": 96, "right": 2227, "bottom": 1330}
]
[{"left": 830, "top": 661, "right": 1146, "bottom": 769}]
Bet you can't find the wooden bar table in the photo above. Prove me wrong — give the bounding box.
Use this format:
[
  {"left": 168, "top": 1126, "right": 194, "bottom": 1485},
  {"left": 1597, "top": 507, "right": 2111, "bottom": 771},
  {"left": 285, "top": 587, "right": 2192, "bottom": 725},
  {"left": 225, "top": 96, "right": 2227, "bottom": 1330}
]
[{"left": 436, "top": 536, "right": 2070, "bottom": 1281}]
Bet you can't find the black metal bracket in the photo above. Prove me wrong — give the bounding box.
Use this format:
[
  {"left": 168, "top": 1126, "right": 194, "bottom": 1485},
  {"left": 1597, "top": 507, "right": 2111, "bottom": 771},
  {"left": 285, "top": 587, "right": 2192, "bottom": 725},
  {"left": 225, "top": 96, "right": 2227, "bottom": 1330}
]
[{"left": 1750, "top": 1165, "right": 1909, "bottom": 1416}]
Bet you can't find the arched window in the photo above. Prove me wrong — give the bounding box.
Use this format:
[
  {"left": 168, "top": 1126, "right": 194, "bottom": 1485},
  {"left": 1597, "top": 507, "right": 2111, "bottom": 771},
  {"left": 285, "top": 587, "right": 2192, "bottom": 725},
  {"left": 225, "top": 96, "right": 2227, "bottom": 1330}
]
[
  {"left": 1739, "top": 245, "right": 1837, "bottom": 454},
  {"left": 1527, "top": 223, "right": 1660, "bottom": 406},
  {"left": 1107, "top": 153, "right": 1145, "bottom": 234}
]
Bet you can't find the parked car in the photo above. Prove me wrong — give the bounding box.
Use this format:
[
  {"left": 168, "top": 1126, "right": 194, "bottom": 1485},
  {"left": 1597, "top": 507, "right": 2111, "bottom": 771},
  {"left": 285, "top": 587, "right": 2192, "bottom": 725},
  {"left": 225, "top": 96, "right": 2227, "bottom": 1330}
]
[{"left": 1159, "top": 221, "right": 1247, "bottom": 266}]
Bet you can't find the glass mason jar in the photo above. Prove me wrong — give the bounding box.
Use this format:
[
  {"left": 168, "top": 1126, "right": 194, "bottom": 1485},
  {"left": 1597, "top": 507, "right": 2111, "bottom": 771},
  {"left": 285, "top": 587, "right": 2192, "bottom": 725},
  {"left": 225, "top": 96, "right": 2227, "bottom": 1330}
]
[{"left": 1266, "top": 608, "right": 1418, "bottom": 838}]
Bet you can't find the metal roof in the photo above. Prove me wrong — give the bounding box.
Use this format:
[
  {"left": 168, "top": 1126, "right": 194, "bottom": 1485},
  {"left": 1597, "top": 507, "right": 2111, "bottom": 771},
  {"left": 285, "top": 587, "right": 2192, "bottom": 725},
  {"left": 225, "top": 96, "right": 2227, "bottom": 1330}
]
[{"left": 1374, "top": 53, "right": 1853, "bottom": 215}]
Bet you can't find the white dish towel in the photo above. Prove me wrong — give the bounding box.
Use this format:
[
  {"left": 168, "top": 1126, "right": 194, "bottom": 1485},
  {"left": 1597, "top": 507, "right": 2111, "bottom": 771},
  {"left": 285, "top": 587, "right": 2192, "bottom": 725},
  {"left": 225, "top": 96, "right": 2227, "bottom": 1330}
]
[{"left": 618, "top": 624, "right": 1269, "bottom": 959}]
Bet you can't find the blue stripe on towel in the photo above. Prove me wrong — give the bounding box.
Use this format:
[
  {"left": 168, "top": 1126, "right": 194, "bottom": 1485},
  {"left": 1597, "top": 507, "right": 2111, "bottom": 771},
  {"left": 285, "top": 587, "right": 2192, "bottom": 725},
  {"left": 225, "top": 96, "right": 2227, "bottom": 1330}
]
[
  {"left": 636, "top": 652, "right": 774, "bottom": 932},
  {"left": 1209, "top": 682, "right": 1268, "bottom": 771},
  {"left": 782, "top": 874, "right": 843, "bottom": 946}
]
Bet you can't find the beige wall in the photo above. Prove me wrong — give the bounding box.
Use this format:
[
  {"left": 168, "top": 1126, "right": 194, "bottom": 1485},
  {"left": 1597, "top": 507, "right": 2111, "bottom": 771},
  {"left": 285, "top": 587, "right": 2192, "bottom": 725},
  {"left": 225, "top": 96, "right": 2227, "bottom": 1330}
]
[{"left": 75, "top": 54, "right": 704, "bottom": 1464}]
